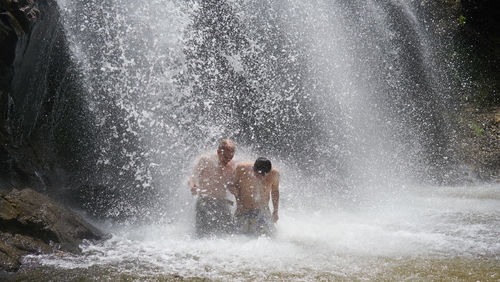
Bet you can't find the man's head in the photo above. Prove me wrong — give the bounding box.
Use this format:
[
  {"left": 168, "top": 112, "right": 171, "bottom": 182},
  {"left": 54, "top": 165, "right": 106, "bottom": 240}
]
[
  {"left": 253, "top": 157, "right": 272, "bottom": 175},
  {"left": 217, "top": 139, "right": 235, "bottom": 165}
]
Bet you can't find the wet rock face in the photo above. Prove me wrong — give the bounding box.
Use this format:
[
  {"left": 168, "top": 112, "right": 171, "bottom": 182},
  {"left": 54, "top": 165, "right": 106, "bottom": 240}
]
[
  {"left": 0, "top": 0, "right": 44, "bottom": 192},
  {"left": 457, "top": 107, "right": 500, "bottom": 182},
  {"left": 0, "top": 1, "right": 38, "bottom": 113},
  {"left": 0, "top": 188, "right": 104, "bottom": 271},
  {"left": 0, "top": 0, "right": 38, "bottom": 69},
  {"left": 0, "top": 0, "right": 98, "bottom": 197}
]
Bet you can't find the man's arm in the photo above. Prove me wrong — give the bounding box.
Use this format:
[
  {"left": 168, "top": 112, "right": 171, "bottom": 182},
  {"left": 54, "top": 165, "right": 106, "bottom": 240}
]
[
  {"left": 271, "top": 170, "right": 280, "bottom": 222},
  {"left": 225, "top": 166, "right": 237, "bottom": 207},
  {"left": 188, "top": 173, "right": 197, "bottom": 194},
  {"left": 227, "top": 181, "right": 237, "bottom": 198}
]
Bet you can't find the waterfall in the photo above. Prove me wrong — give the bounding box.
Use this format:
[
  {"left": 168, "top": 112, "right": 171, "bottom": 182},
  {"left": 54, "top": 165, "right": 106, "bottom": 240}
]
[{"left": 56, "top": 0, "right": 459, "bottom": 219}]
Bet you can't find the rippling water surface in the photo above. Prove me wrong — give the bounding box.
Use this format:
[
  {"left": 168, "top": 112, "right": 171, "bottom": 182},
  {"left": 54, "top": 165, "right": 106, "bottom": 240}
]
[{"left": 11, "top": 184, "right": 499, "bottom": 281}]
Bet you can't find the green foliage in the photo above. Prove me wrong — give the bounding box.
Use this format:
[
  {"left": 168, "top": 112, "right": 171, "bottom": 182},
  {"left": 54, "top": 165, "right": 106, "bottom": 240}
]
[
  {"left": 470, "top": 121, "right": 484, "bottom": 136},
  {"left": 458, "top": 15, "right": 467, "bottom": 26}
]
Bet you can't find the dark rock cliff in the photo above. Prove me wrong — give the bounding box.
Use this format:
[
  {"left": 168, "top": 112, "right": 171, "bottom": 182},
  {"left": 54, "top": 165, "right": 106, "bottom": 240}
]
[
  {"left": 428, "top": 0, "right": 499, "bottom": 182},
  {"left": 0, "top": 2, "right": 106, "bottom": 271},
  {"left": 0, "top": 0, "right": 96, "bottom": 196},
  {"left": 459, "top": 0, "right": 500, "bottom": 106},
  {"left": 454, "top": 0, "right": 500, "bottom": 181},
  {"left": 0, "top": 0, "right": 159, "bottom": 220}
]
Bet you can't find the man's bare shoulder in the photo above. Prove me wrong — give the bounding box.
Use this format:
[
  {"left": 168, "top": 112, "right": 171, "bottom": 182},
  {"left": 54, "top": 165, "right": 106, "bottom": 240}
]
[
  {"left": 269, "top": 168, "right": 280, "bottom": 180},
  {"left": 196, "top": 154, "right": 207, "bottom": 165},
  {"left": 196, "top": 153, "right": 216, "bottom": 167},
  {"left": 236, "top": 162, "right": 252, "bottom": 169},
  {"left": 200, "top": 153, "right": 217, "bottom": 162},
  {"left": 236, "top": 162, "right": 253, "bottom": 173}
]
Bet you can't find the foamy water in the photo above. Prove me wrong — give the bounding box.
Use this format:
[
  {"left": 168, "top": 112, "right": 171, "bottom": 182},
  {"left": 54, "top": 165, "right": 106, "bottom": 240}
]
[{"left": 25, "top": 184, "right": 500, "bottom": 280}]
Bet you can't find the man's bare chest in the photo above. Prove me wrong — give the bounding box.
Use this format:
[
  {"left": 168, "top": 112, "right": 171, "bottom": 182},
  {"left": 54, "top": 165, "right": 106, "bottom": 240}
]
[
  {"left": 241, "top": 177, "right": 270, "bottom": 193},
  {"left": 200, "top": 165, "right": 233, "bottom": 184}
]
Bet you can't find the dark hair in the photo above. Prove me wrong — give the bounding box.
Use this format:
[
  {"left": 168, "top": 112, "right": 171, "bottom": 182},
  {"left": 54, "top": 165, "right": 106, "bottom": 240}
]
[{"left": 254, "top": 157, "right": 272, "bottom": 175}]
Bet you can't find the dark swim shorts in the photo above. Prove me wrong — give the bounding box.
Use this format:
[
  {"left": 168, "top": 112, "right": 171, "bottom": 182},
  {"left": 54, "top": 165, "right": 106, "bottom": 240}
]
[
  {"left": 235, "top": 207, "right": 275, "bottom": 236},
  {"left": 195, "top": 197, "right": 233, "bottom": 237}
]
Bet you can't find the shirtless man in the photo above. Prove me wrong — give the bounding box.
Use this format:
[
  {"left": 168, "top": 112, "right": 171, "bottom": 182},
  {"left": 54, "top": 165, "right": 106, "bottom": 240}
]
[
  {"left": 188, "top": 139, "right": 236, "bottom": 237},
  {"left": 234, "top": 157, "right": 279, "bottom": 236}
]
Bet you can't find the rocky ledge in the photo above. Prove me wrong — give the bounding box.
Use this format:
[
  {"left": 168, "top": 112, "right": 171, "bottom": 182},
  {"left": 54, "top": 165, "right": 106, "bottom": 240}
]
[
  {"left": 0, "top": 188, "right": 104, "bottom": 271},
  {"left": 457, "top": 106, "right": 500, "bottom": 182}
]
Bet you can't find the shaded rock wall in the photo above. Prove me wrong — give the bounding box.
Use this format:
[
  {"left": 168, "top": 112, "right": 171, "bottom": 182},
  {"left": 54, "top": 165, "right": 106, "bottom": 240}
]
[
  {"left": 454, "top": 0, "right": 500, "bottom": 181},
  {"left": 456, "top": 107, "right": 500, "bottom": 182},
  {"left": 0, "top": 1, "right": 159, "bottom": 221},
  {"left": 433, "top": 1, "right": 500, "bottom": 106},
  {"left": 458, "top": 0, "right": 500, "bottom": 106},
  {"left": 0, "top": 0, "right": 39, "bottom": 190},
  {"left": 0, "top": 0, "right": 97, "bottom": 195},
  {"left": 430, "top": 0, "right": 499, "bottom": 181}
]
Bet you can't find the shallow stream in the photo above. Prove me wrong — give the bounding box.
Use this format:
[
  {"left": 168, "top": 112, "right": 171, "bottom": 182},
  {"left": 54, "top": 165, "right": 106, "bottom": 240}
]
[{"left": 10, "top": 184, "right": 499, "bottom": 281}]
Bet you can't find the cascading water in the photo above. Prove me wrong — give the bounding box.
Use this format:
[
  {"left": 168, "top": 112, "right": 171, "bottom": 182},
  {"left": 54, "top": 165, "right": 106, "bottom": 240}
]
[
  {"left": 57, "top": 0, "right": 456, "bottom": 217},
  {"left": 20, "top": 0, "right": 499, "bottom": 280}
]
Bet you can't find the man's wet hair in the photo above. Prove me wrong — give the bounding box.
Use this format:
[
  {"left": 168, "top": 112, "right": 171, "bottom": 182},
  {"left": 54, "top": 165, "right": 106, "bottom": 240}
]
[
  {"left": 254, "top": 157, "right": 272, "bottom": 175},
  {"left": 218, "top": 139, "right": 234, "bottom": 151}
]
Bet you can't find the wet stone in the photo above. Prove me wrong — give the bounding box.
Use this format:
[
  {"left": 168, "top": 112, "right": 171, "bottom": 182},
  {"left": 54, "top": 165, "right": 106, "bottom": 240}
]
[{"left": 0, "top": 188, "right": 104, "bottom": 271}]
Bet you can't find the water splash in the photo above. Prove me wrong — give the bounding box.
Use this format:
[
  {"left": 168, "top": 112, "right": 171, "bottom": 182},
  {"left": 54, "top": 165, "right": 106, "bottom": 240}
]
[
  {"left": 24, "top": 185, "right": 500, "bottom": 280},
  {"left": 57, "top": 0, "right": 459, "bottom": 219}
]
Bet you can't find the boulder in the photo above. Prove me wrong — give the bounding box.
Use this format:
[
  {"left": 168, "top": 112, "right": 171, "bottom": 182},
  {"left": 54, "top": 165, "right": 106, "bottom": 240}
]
[{"left": 0, "top": 188, "right": 104, "bottom": 271}]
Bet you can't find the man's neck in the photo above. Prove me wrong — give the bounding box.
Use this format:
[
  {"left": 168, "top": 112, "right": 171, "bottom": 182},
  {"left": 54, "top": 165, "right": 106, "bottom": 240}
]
[
  {"left": 218, "top": 159, "right": 229, "bottom": 168},
  {"left": 253, "top": 170, "right": 265, "bottom": 180}
]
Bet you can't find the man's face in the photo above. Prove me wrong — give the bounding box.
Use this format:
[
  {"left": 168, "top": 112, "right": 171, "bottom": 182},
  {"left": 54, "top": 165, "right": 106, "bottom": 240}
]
[{"left": 218, "top": 145, "right": 235, "bottom": 165}]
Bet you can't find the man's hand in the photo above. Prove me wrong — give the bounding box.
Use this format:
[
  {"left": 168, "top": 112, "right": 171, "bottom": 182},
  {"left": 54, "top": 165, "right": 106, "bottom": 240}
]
[
  {"left": 272, "top": 210, "right": 279, "bottom": 223},
  {"left": 190, "top": 184, "right": 198, "bottom": 195}
]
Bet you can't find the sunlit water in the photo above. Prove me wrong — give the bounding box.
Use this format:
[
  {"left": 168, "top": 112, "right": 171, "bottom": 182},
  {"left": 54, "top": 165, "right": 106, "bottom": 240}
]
[{"left": 14, "top": 184, "right": 499, "bottom": 280}]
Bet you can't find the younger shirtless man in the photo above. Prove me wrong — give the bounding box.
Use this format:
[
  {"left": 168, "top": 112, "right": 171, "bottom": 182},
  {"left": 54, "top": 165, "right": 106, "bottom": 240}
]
[
  {"left": 189, "top": 139, "right": 236, "bottom": 237},
  {"left": 234, "top": 157, "right": 279, "bottom": 236}
]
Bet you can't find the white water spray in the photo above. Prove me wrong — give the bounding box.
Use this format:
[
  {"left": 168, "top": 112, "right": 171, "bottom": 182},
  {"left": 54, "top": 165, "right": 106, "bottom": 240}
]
[{"left": 41, "top": 0, "right": 500, "bottom": 279}]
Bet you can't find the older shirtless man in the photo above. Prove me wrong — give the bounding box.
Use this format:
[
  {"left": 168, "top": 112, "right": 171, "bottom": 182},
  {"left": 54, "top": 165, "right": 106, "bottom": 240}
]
[
  {"left": 188, "top": 139, "right": 236, "bottom": 237},
  {"left": 234, "top": 157, "right": 279, "bottom": 236}
]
